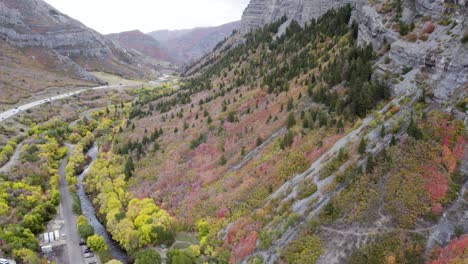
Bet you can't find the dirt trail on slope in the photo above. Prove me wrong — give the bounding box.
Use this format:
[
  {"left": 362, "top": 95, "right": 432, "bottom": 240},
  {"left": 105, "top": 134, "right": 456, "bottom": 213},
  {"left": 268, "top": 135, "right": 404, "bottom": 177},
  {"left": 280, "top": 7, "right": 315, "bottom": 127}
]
[{"left": 0, "top": 143, "right": 22, "bottom": 174}]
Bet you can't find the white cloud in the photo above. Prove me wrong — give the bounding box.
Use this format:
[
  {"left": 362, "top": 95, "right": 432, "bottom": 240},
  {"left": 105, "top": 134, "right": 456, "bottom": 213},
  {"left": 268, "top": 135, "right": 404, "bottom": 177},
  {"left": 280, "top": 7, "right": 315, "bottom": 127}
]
[{"left": 44, "top": 0, "right": 250, "bottom": 34}]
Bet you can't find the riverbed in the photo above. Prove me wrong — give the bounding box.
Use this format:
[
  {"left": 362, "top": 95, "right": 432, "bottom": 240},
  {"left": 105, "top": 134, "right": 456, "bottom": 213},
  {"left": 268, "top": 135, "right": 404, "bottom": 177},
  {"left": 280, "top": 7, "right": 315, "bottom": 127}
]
[{"left": 77, "top": 144, "right": 128, "bottom": 263}]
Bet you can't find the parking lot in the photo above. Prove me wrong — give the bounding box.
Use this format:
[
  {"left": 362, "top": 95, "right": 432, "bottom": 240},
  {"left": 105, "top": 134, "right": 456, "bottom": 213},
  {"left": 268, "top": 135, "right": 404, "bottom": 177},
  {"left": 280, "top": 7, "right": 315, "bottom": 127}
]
[{"left": 39, "top": 207, "right": 100, "bottom": 264}]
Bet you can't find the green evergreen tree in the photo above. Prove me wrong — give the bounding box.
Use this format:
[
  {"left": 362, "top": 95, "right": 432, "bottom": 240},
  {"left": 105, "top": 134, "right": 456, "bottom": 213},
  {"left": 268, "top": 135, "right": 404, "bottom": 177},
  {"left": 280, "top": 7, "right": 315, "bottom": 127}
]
[
  {"left": 358, "top": 138, "right": 367, "bottom": 155},
  {"left": 256, "top": 136, "right": 263, "bottom": 147},
  {"left": 286, "top": 113, "right": 296, "bottom": 129},
  {"left": 124, "top": 157, "right": 135, "bottom": 179},
  {"left": 408, "top": 117, "right": 423, "bottom": 140},
  {"left": 380, "top": 125, "right": 386, "bottom": 138}
]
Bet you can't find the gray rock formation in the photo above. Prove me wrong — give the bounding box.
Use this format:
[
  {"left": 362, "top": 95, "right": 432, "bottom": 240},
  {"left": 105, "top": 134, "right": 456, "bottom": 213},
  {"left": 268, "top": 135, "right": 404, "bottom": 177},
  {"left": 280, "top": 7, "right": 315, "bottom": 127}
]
[
  {"left": 0, "top": 0, "right": 111, "bottom": 56},
  {"left": 240, "top": 0, "right": 351, "bottom": 33},
  {"left": 351, "top": 2, "right": 399, "bottom": 50},
  {"left": 353, "top": 0, "right": 468, "bottom": 103},
  {"left": 0, "top": 0, "right": 155, "bottom": 80}
]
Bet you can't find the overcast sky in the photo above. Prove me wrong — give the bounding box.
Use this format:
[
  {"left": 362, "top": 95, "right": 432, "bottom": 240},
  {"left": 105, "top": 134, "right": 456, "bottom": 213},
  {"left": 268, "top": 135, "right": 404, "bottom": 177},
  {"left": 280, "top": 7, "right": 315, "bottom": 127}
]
[{"left": 44, "top": 0, "right": 250, "bottom": 34}]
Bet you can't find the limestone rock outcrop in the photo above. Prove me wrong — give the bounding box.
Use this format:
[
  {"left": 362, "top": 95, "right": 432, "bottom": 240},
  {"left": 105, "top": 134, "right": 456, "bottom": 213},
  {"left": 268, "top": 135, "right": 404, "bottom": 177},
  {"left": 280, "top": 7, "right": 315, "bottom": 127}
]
[
  {"left": 352, "top": 0, "right": 468, "bottom": 102},
  {"left": 240, "top": 0, "right": 351, "bottom": 33}
]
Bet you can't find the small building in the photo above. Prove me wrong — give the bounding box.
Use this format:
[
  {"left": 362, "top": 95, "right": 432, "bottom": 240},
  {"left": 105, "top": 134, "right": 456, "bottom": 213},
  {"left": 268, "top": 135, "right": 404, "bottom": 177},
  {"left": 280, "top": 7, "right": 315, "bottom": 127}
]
[
  {"left": 43, "top": 233, "right": 50, "bottom": 244},
  {"left": 48, "top": 232, "right": 55, "bottom": 243},
  {"left": 41, "top": 245, "right": 53, "bottom": 254},
  {"left": 0, "top": 258, "right": 17, "bottom": 264}
]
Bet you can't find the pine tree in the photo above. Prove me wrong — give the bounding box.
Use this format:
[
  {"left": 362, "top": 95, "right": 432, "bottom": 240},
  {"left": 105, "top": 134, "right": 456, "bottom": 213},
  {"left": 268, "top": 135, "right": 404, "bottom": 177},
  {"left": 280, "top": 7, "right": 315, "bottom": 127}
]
[
  {"left": 287, "top": 98, "right": 294, "bottom": 111},
  {"left": 358, "top": 138, "right": 367, "bottom": 155},
  {"left": 280, "top": 130, "right": 294, "bottom": 149},
  {"left": 220, "top": 155, "right": 227, "bottom": 165},
  {"left": 337, "top": 119, "right": 344, "bottom": 133},
  {"left": 256, "top": 136, "right": 263, "bottom": 147},
  {"left": 408, "top": 116, "right": 423, "bottom": 140},
  {"left": 303, "top": 118, "right": 309, "bottom": 129},
  {"left": 366, "top": 156, "right": 376, "bottom": 173},
  {"left": 286, "top": 113, "right": 296, "bottom": 129},
  {"left": 124, "top": 157, "right": 135, "bottom": 180}
]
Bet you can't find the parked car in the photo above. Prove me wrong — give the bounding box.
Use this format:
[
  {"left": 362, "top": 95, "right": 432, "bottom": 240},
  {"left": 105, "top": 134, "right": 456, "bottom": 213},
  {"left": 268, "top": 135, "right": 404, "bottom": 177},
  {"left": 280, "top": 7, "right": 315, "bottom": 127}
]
[
  {"left": 0, "top": 259, "right": 9, "bottom": 264},
  {"left": 84, "top": 253, "right": 94, "bottom": 258},
  {"left": 84, "top": 248, "right": 91, "bottom": 254},
  {"left": 79, "top": 241, "right": 86, "bottom": 246}
]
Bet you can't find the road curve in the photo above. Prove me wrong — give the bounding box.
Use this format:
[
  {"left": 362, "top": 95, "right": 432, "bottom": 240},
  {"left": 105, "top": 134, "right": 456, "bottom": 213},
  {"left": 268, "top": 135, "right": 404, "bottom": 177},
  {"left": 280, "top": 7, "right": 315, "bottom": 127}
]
[
  {"left": 0, "top": 84, "right": 134, "bottom": 123},
  {"left": 59, "top": 145, "right": 86, "bottom": 264}
]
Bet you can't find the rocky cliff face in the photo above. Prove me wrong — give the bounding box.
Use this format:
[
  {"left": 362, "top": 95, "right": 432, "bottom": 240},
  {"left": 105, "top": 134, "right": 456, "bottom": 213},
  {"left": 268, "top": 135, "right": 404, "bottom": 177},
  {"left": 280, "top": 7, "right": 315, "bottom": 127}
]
[
  {"left": 0, "top": 0, "right": 156, "bottom": 80},
  {"left": 240, "top": 0, "right": 351, "bottom": 33},
  {"left": 352, "top": 0, "right": 467, "bottom": 103},
  {"left": 149, "top": 21, "right": 241, "bottom": 64},
  {"left": 241, "top": 0, "right": 466, "bottom": 103}
]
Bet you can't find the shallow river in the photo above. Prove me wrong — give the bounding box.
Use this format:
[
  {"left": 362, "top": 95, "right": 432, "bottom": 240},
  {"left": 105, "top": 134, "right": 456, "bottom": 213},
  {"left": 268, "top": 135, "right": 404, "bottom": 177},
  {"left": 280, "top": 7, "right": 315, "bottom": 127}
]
[{"left": 77, "top": 144, "right": 128, "bottom": 263}]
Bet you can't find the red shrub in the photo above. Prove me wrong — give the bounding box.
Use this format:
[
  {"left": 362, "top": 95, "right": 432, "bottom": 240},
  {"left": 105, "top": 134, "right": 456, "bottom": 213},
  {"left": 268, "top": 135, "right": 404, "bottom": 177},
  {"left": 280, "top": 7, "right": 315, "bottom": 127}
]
[
  {"left": 442, "top": 145, "right": 457, "bottom": 175},
  {"left": 424, "top": 22, "right": 435, "bottom": 34},
  {"left": 226, "top": 217, "right": 261, "bottom": 245},
  {"left": 431, "top": 203, "right": 443, "bottom": 215},
  {"left": 452, "top": 136, "right": 466, "bottom": 161},
  {"left": 429, "top": 235, "right": 468, "bottom": 264},
  {"left": 422, "top": 164, "right": 448, "bottom": 202},
  {"left": 217, "top": 206, "right": 229, "bottom": 218},
  {"left": 230, "top": 231, "right": 258, "bottom": 263}
]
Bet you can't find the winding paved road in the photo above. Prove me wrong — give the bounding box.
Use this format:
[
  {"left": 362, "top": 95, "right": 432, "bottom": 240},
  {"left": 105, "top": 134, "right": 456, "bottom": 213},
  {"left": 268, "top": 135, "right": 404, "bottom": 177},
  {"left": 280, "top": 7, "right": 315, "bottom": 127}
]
[
  {"left": 59, "top": 145, "right": 86, "bottom": 264},
  {"left": 0, "top": 84, "right": 134, "bottom": 122}
]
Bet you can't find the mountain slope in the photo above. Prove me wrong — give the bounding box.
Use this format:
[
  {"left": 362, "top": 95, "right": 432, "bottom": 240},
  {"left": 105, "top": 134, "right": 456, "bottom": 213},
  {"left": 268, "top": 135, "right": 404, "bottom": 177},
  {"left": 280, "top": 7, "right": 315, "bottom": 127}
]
[
  {"left": 0, "top": 40, "right": 95, "bottom": 105},
  {"left": 1, "top": 0, "right": 466, "bottom": 263},
  {"left": 109, "top": 1, "right": 467, "bottom": 263},
  {"left": 0, "top": 0, "right": 157, "bottom": 104},
  {"left": 148, "top": 21, "right": 241, "bottom": 63}
]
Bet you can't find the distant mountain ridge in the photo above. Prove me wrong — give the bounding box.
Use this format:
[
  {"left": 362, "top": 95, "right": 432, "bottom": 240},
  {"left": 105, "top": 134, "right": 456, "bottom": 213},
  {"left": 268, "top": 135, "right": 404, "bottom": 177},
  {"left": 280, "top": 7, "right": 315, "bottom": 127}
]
[
  {"left": 106, "top": 30, "right": 175, "bottom": 63},
  {"left": 148, "top": 21, "right": 241, "bottom": 64}
]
